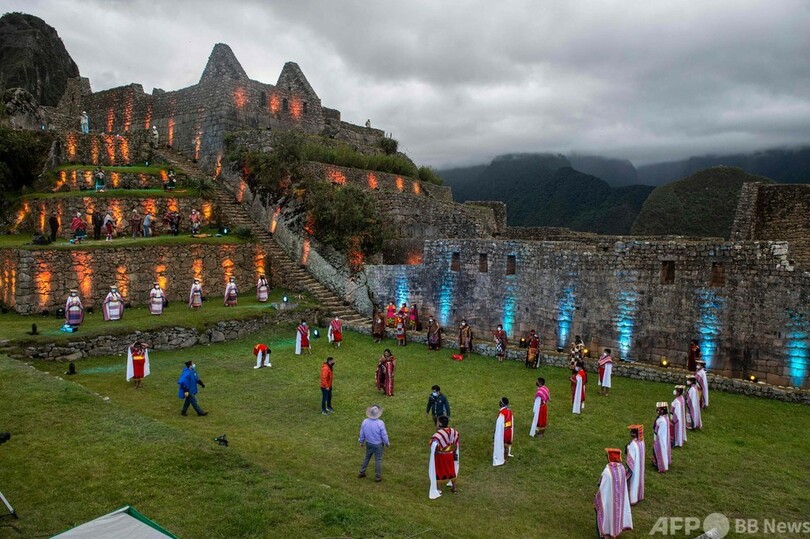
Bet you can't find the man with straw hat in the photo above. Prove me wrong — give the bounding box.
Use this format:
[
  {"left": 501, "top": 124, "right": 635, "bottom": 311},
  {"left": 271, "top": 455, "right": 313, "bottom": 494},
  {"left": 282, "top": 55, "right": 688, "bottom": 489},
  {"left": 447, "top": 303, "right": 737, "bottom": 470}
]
[{"left": 358, "top": 404, "right": 390, "bottom": 482}]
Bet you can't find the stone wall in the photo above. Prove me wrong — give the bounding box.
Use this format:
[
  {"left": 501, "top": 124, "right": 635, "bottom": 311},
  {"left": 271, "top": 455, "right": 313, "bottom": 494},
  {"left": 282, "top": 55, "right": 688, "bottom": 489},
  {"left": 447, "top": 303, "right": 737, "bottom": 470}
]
[
  {"left": 364, "top": 237, "right": 810, "bottom": 388},
  {"left": 48, "top": 168, "right": 175, "bottom": 192},
  {"left": 14, "top": 195, "right": 212, "bottom": 238},
  {"left": 58, "top": 131, "right": 152, "bottom": 166},
  {"left": 503, "top": 226, "right": 599, "bottom": 241},
  {"left": 465, "top": 201, "right": 508, "bottom": 234},
  {"left": 0, "top": 241, "right": 267, "bottom": 313},
  {"left": 751, "top": 185, "right": 810, "bottom": 268},
  {"left": 15, "top": 308, "right": 319, "bottom": 361}
]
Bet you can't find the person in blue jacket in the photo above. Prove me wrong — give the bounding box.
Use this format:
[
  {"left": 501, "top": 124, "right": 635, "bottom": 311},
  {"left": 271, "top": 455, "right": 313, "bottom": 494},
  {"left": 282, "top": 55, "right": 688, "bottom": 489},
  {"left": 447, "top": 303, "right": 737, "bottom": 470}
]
[{"left": 178, "top": 360, "right": 208, "bottom": 416}]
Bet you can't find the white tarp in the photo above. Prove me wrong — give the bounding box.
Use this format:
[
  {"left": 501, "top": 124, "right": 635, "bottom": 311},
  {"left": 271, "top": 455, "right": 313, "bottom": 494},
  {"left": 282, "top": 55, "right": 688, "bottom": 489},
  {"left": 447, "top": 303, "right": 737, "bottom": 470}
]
[{"left": 52, "top": 506, "right": 176, "bottom": 538}]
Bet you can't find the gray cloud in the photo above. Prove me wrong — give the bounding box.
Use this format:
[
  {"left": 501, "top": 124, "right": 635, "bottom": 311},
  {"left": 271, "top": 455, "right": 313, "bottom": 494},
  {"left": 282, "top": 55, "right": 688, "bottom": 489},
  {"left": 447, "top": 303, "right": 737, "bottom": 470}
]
[{"left": 6, "top": 0, "right": 810, "bottom": 167}]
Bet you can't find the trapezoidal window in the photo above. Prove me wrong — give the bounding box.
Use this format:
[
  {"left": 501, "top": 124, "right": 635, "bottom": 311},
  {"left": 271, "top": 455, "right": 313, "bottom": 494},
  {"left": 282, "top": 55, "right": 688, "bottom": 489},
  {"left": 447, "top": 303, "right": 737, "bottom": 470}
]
[
  {"left": 282, "top": 98, "right": 289, "bottom": 112},
  {"left": 259, "top": 91, "right": 266, "bottom": 110},
  {"left": 660, "top": 261, "right": 675, "bottom": 284},
  {"left": 303, "top": 101, "right": 308, "bottom": 114},
  {"left": 479, "top": 253, "right": 488, "bottom": 273},
  {"left": 506, "top": 255, "right": 516, "bottom": 275},
  {"left": 710, "top": 262, "right": 726, "bottom": 287},
  {"left": 451, "top": 252, "right": 461, "bottom": 272}
]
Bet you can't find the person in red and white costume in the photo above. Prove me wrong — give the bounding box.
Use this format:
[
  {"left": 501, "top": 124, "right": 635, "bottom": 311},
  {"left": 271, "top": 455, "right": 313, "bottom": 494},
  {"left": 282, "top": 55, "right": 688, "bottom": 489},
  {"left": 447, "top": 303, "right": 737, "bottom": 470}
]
[
  {"left": 571, "top": 361, "right": 587, "bottom": 414},
  {"left": 493, "top": 397, "right": 514, "bottom": 466},
  {"left": 530, "top": 377, "right": 550, "bottom": 437},
  {"left": 295, "top": 319, "right": 311, "bottom": 355},
  {"left": 428, "top": 415, "right": 459, "bottom": 499},
  {"left": 328, "top": 316, "right": 343, "bottom": 348},
  {"left": 594, "top": 448, "right": 633, "bottom": 538},
  {"left": 598, "top": 348, "right": 614, "bottom": 396},
  {"left": 253, "top": 343, "right": 271, "bottom": 369},
  {"left": 126, "top": 341, "right": 150, "bottom": 389}
]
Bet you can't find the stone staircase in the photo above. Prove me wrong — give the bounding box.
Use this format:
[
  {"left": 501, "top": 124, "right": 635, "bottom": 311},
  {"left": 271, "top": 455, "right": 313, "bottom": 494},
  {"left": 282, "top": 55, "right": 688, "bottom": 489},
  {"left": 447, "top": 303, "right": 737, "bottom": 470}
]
[{"left": 153, "top": 148, "right": 370, "bottom": 328}]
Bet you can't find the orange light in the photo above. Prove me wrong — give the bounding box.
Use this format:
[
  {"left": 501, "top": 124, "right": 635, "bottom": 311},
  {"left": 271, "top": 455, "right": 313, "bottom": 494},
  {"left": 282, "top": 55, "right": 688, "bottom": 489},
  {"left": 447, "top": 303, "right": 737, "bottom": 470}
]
[
  {"left": 54, "top": 170, "right": 67, "bottom": 191},
  {"left": 413, "top": 181, "right": 421, "bottom": 195},
  {"left": 269, "top": 93, "right": 280, "bottom": 114},
  {"left": 12, "top": 201, "right": 30, "bottom": 231},
  {"left": 118, "top": 137, "right": 129, "bottom": 164},
  {"left": 201, "top": 201, "right": 212, "bottom": 220},
  {"left": 71, "top": 251, "right": 94, "bottom": 302},
  {"left": 192, "top": 258, "right": 204, "bottom": 283},
  {"left": 110, "top": 172, "right": 120, "bottom": 188},
  {"left": 367, "top": 173, "right": 378, "bottom": 190},
  {"left": 103, "top": 134, "right": 116, "bottom": 165},
  {"left": 301, "top": 239, "right": 310, "bottom": 266},
  {"left": 107, "top": 200, "right": 123, "bottom": 227},
  {"left": 35, "top": 262, "right": 51, "bottom": 310},
  {"left": 221, "top": 257, "right": 235, "bottom": 286},
  {"left": 304, "top": 213, "right": 316, "bottom": 235},
  {"left": 167, "top": 117, "right": 175, "bottom": 148},
  {"left": 38, "top": 202, "right": 46, "bottom": 233},
  {"left": 143, "top": 198, "right": 157, "bottom": 217},
  {"left": 167, "top": 198, "right": 178, "bottom": 212},
  {"left": 138, "top": 173, "right": 148, "bottom": 188},
  {"left": 91, "top": 137, "right": 99, "bottom": 164},
  {"left": 194, "top": 129, "right": 203, "bottom": 161},
  {"left": 327, "top": 167, "right": 347, "bottom": 185},
  {"left": 144, "top": 102, "right": 152, "bottom": 130},
  {"left": 0, "top": 259, "right": 17, "bottom": 305},
  {"left": 348, "top": 237, "right": 363, "bottom": 272},
  {"left": 255, "top": 246, "right": 266, "bottom": 278},
  {"left": 123, "top": 92, "right": 133, "bottom": 132},
  {"left": 83, "top": 170, "right": 93, "bottom": 188},
  {"left": 160, "top": 169, "right": 168, "bottom": 182},
  {"left": 106, "top": 106, "right": 115, "bottom": 133},
  {"left": 407, "top": 251, "right": 423, "bottom": 265},
  {"left": 269, "top": 206, "right": 281, "bottom": 233},
  {"left": 155, "top": 263, "right": 168, "bottom": 292},
  {"left": 66, "top": 133, "right": 77, "bottom": 160},
  {"left": 116, "top": 264, "right": 129, "bottom": 299},
  {"left": 396, "top": 176, "right": 404, "bottom": 192},
  {"left": 215, "top": 154, "right": 222, "bottom": 178},
  {"left": 236, "top": 181, "right": 247, "bottom": 203},
  {"left": 290, "top": 96, "right": 303, "bottom": 120},
  {"left": 233, "top": 87, "right": 247, "bottom": 109}
]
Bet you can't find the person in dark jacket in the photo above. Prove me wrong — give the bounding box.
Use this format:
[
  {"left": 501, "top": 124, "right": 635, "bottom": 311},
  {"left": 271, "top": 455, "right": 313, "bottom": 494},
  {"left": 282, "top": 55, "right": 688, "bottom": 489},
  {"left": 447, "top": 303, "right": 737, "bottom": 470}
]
[
  {"left": 425, "top": 385, "right": 450, "bottom": 426},
  {"left": 48, "top": 211, "right": 59, "bottom": 242},
  {"left": 92, "top": 210, "right": 104, "bottom": 240},
  {"left": 177, "top": 360, "right": 208, "bottom": 416}
]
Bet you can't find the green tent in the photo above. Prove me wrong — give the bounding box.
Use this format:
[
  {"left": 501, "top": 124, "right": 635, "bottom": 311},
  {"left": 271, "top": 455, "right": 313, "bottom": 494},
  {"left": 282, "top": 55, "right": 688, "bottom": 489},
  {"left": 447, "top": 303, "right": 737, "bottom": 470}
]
[{"left": 52, "top": 505, "right": 177, "bottom": 538}]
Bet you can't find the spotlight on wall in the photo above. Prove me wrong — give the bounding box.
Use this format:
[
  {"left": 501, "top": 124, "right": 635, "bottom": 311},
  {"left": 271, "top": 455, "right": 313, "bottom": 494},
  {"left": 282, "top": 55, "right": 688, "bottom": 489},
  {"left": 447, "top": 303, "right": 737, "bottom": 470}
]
[
  {"left": 282, "top": 296, "right": 288, "bottom": 304},
  {"left": 519, "top": 338, "right": 527, "bottom": 349},
  {"left": 313, "top": 328, "right": 320, "bottom": 339},
  {"left": 660, "top": 357, "right": 669, "bottom": 368},
  {"left": 40, "top": 309, "right": 49, "bottom": 317},
  {"left": 583, "top": 348, "right": 590, "bottom": 357},
  {"left": 556, "top": 347, "right": 564, "bottom": 353},
  {"left": 748, "top": 374, "right": 758, "bottom": 383},
  {"left": 56, "top": 308, "right": 65, "bottom": 318}
]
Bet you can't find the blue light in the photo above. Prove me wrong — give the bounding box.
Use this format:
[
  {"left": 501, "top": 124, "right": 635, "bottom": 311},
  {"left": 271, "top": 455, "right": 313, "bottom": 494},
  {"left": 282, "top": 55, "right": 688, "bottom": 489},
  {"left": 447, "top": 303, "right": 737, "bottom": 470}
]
[
  {"left": 395, "top": 268, "right": 410, "bottom": 310},
  {"left": 696, "top": 289, "right": 725, "bottom": 368},
  {"left": 437, "top": 255, "right": 458, "bottom": 327},
  {"left": 613, "top": 287, "right": 638, "bottom": 359},
  {"left": 556, "top": 286, "right": 576, "bottom": 349},
  {"left": 502, "top": 278, "right": 517, "bottom": 337},
  {"left": 785, "top": 309, "right": 809, "bottom": 387}
]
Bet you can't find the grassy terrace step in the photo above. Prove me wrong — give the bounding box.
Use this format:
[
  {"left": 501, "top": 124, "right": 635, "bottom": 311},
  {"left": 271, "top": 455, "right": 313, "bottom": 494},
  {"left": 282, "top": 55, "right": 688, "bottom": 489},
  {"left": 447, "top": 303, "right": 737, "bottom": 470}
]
[
  {"left": 2, "top": 327, "right": 807, "bottom": 537},
  {"left": 0, "top": 234, "right": 249, "bottom": 250},
  {"left": 18, "top": 189, "right": 198, "bottom": 200},
  {"left": 0, "top": 288, "right": 314, "bottom": 345},
  {"left": 51, "top": 165, "right": 170, "bottom": 175}
]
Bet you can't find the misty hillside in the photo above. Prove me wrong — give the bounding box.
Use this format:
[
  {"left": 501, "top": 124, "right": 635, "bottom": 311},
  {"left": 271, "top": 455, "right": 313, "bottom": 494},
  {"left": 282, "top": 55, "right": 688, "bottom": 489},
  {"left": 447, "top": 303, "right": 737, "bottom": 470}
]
[
  {"left": 566, "top": 154, "right": 639, "bottom": 187},
  {"left": 637, "top": 147, "right": 810, "bottom": 186},
  {"left": 631, "top": 166, "right": 773, "bottom": 238},
  {"left": 438, "top": 153, "right": 653, "bottom": 234}
]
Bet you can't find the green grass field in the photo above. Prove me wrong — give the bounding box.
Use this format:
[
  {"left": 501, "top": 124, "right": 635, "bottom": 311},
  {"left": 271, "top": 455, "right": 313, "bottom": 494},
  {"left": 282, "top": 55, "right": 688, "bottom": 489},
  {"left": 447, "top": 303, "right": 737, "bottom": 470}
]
[
  {"left": 0, "top": 233, "right": 248, "bottom": 251},
  {"left": 0, "top": 290, "right": 312, "bottom": 344},
  {"left": 1, "top": 327, "right": 808, "bottom": 538}
]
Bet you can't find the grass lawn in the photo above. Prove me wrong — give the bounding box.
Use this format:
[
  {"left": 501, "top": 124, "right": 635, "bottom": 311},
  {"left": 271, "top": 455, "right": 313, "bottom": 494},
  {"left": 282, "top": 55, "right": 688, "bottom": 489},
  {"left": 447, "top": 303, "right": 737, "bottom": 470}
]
[
  {"left": 52, "top": 165, "right": 169, "bottom": 175},
  {"left": 0, "top": 289, "right": 313, "bottom": 345},
  {"left": 0, "top": 232, "right": 248, "bottom": 251},
  {"left": 19, "top": 189, "right": 197, "bottom": 200},
  {"left": 1, "top": 327, "right": 808, "bottom": 538}
]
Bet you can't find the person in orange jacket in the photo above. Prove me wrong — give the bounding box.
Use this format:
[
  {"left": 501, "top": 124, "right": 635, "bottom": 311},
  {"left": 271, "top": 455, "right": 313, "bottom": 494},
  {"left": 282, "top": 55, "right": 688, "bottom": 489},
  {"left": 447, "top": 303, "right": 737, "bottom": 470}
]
[{"left": 321, "top": 357, "right": 335, "bottom": 415}]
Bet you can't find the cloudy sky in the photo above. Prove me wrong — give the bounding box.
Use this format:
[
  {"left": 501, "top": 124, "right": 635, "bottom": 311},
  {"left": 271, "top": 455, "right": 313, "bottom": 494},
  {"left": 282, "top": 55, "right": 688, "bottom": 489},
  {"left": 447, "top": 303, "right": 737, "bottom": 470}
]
[{"left": 7, "top": 0, "right": 810, "bottom": 167}]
